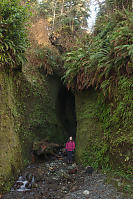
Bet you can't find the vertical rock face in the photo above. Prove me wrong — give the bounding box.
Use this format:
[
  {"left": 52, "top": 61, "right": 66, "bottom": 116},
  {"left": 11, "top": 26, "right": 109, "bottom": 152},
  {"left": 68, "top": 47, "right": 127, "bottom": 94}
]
[
  {"left": 75, "top": 86, "right": 133, "bottom": 173},
  {"left": 0, "top": 72, "right": 23, "bottom": 192},
  {"left": 75, "top": 88, "right": 102, "bottom": 165},
  {"left": 0, "top": 17, "right": 77, "bottom": 193},
  {"left": 0, "top": 68, "right": 66, "bottom": 192}
]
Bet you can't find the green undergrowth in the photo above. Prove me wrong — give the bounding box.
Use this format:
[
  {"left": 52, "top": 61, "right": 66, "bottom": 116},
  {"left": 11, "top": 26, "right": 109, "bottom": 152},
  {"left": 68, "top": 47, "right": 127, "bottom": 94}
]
[
  {"left": 75, "top": 78, "right": 133, "bottom": 178},
  {"left": 0, "top": 0, "right": 30, "bottom": 70},
  {"left": 63, "top": 8, "right": 133, "bottom": 179},
  {"left": 96, "top": 77, "right": 133, "bottom": 173},
  {"left": 105, "top": 169, "right": 133, "bottom": 195}
]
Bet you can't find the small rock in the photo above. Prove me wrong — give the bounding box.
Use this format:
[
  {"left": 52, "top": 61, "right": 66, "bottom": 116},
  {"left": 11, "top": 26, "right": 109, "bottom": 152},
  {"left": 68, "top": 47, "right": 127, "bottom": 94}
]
[
  {"left": 85, "top": 166, "right": 94, "bottom": 175},
  {"left": 14, "top": 182, "right": 23, "bottom": 189},
  {"left": 83, "top": 190, "right": 90, "bottom": 195},
  {"left": 68, "top": 168, "right": 77, "bottom": 174},
  {"left": 32, "top": 183, "right": 38, "bottom": 188},
  {"left": 67, "top": 165, "right": 73, "bottom": 170},
  {"left": 70, "top": 185, "right": 78, "bottom": 191},
  {"left": 118, "top": 182, "right": 123, "bottom": 187},
  {"left": 25, "top": 182, "right": 32, "bottom": 189},
  {"left": 72, "top": 163, "right": 77, "bottom": 168},
  {"left": 62, "top": 186, "right": 66, "bottom": 190},
  {"left": 63, "top": 173, "right": 71, "bottom": 179}
]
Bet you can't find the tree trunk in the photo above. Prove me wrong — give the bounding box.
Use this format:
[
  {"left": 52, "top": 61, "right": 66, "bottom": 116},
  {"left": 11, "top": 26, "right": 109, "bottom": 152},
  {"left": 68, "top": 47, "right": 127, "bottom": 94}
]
[
  {"left": 61, "top": 0, "right": 65, "bottom": 15},
  {"left": 52, "top": 0, "right": 57, "bottom": 31}
]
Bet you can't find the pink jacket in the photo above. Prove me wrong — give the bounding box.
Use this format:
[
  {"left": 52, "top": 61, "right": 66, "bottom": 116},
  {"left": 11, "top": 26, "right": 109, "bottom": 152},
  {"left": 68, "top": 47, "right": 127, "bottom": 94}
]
[{"left": 65, "top": 141, "right": 75, "bottom": 151}]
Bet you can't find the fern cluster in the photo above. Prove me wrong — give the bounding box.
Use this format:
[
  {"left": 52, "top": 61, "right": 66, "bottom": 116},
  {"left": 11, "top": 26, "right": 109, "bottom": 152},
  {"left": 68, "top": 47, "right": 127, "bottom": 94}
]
[
  {"left": 63, "top": 10, "right": 133, "bottom": 96},
  {"left": 0, "top": 0, "right": 30, "bottom": 70}
]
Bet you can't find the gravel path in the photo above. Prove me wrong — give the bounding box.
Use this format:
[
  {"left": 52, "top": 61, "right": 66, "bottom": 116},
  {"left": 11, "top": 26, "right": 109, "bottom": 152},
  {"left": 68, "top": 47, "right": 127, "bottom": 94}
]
[{"left": 1, "top": 154, "right": 132, "bottom": 199}]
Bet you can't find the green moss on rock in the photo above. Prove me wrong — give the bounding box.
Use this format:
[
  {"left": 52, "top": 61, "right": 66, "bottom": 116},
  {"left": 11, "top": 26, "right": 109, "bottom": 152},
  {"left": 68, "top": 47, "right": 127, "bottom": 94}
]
[
  {"left": 0, "top": 66, "right": 66, "bottom": 193},
  {"left": 0, "top": 72, "right": 23, "bottom": 193},
  {"left": 75, "top": 81, "right": 133, "bottom": 178},
  {"left": 75, "top": 89, "right": 103, "bottom": 167}
]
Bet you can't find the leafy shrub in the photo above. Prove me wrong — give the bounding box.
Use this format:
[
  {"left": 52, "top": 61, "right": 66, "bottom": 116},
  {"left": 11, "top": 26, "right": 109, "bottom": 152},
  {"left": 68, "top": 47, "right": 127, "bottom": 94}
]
[{"left": 0, "top": 0, "right": 30, "bottom": 70}]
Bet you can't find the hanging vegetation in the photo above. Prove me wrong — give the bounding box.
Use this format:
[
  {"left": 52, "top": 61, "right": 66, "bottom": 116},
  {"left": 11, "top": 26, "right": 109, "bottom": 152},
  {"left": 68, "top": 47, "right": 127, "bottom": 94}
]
[
  {"left": 0, "top": 0, "right": 30, "bottom": 70},
  {"left": 63, "top": 9, "right": 133, "bottom": 93},
  {"left": 63, "top": 0, "right": 133, "bottom": 176}
]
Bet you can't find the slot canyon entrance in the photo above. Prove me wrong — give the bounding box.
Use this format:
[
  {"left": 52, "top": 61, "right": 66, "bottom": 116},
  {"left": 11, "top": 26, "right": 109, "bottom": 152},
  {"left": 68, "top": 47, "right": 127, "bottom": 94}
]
[{"left": 57, "top": 85, "right": 76, "bottom": 140}]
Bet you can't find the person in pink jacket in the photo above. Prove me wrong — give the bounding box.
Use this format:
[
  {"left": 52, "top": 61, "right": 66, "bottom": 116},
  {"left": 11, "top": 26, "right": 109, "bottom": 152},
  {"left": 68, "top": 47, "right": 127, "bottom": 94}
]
[{"left": 65, "top": 136, "right": 75, "bottom": 163}]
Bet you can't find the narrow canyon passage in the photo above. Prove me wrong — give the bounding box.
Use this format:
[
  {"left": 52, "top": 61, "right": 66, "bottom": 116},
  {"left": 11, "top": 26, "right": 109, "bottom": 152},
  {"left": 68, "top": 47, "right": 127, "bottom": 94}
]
[
  {"left": 0, "top": 0, "right": 132, "bottom": 196},
  {"left": 57, "top": 85, "right": 76, "bottom": 140}
]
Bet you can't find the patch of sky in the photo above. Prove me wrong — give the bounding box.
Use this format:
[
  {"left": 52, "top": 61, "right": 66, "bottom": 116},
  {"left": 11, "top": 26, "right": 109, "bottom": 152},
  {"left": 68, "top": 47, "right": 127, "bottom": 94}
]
[
  {"left": 36, "top": 0, "right": 104, "bottom": 32},
  {"left": 36, "top": 0, "right": 42, "bottom": 3},
  {"left": 87, "top": 0, "right": 104, "bottom": 31}
]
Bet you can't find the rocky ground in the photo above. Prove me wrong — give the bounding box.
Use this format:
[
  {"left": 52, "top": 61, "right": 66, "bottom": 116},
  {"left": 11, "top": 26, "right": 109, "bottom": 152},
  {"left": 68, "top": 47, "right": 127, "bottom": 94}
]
[{"left": 1, "top": 151, "right": 132, "bottom": 199}]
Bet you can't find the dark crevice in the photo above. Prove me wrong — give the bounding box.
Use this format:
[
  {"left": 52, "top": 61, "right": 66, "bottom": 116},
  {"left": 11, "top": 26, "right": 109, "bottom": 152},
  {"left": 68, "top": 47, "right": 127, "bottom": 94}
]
[{"left": 56, "top": 85, "right": 76, "bottom": 140}]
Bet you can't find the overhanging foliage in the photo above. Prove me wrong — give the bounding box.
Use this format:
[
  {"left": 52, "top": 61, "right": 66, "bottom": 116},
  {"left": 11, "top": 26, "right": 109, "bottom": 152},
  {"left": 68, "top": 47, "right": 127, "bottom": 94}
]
[{"left": 63, "top": 9, "right": 133, "bottom": 95}]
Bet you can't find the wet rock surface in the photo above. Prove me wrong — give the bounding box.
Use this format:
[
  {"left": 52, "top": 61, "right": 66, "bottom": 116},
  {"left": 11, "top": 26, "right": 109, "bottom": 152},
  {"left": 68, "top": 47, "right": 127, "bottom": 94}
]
[{"left": 1, "top": 152, "right": 132, "bottom": 199}]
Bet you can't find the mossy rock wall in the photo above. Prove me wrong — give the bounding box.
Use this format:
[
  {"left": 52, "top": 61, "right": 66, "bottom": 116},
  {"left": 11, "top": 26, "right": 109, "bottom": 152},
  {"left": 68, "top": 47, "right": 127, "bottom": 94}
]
[
  {"left": 75, "top": 84, "right": 133, "bottom": 175},
  {"left": 75, "top": 89, "right": 102, "bottom": 167},
  {"left": 16, "top": 67, "right": 66, "bottom": 145},
  {"left": 0, "top": 67, "right": 65, "bottom": 193},
  {"left": 0, "top": 72, "right": 23, "bottom": 192}
]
